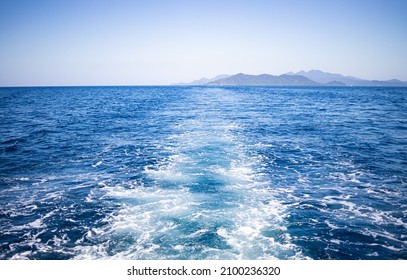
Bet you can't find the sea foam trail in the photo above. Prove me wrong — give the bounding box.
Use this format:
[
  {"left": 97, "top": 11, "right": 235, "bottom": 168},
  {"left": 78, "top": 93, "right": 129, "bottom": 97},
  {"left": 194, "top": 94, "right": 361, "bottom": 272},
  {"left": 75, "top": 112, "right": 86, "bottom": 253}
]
[{"left": 75, "top": 88, "right": 306, "bottom": 259}]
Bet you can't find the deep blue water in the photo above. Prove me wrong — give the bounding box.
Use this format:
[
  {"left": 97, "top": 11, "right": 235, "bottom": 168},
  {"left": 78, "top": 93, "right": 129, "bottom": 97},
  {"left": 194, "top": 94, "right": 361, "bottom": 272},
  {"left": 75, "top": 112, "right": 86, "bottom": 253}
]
[{"left": 0, "top": 86, "right": 406, "bottom": 260}]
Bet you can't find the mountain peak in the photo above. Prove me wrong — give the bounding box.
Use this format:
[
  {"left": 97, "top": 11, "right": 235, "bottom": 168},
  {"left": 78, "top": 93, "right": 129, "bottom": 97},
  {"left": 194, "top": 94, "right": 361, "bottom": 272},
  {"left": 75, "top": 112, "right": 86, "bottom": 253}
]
[
  {"left": 172, "top": 74, "right": 231, "bottom": 85},
  {"left": 206, "top": 73, "right": 319, "bottom": 86},
  {"left": 286, "top": 70, "right": 363, "bottom": 85}
]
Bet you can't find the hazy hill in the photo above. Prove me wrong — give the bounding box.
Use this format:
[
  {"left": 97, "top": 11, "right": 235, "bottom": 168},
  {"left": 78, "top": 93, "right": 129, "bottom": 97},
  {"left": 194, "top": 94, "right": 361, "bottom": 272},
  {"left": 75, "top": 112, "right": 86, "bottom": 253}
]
[
  {"left": 286, "top": 70, "right": 362, "bottom": 85},
  {"left": 175, "top": 70, "right": 407, "bottom": 87},
  {"left": 173, "top": 74, "right": 230, "bottom": 85},
  {"left": 286, "top": 70, "right": 407, "bottom": 86},
  {"left": 206, "top": 73, "right": 319, "bottom": 86}
]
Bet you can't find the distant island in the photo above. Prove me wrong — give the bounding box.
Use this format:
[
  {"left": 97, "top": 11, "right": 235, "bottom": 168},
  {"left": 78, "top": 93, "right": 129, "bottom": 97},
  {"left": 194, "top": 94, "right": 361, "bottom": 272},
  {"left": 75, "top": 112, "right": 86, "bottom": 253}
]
[{"left": 174, "top": 70, "right": 407, "bottom": 87}]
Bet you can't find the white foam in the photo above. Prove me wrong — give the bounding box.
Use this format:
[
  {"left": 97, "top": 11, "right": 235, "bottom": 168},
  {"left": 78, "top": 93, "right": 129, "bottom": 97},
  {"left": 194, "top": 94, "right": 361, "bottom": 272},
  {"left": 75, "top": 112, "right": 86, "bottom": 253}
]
[
  {"left": 186, "top": 229, "right": 209, "bottom": 238},
  {"left": 173, "top": 245, "right": 185, "bottom": 251},
  {"left": 330, "top": 239, "right": 342, "bottom": 245},
  {"left": 10, "top": 251, "right": 32, "bottom": 260},
  {"left": 18, "top": 177, "right": 30, "bottom": 181},
  {"left": 27, "top": 219, "right": 43, "bottom": 229},
  {"left": 209, "top": 188, "right": 303, "bottom": 259},
  {"left": 325, "top": 220, "right": 340, "bottom": 230},
  {"left": 92, "top": 161, "right": 103, "bottom": 167}
]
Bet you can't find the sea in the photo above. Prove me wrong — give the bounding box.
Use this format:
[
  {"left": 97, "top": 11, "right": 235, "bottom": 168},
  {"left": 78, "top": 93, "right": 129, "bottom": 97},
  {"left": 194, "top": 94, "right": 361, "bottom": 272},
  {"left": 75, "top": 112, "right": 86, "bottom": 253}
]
[{"left": 0, "top": 86, "right": 406, "bottom": 260}]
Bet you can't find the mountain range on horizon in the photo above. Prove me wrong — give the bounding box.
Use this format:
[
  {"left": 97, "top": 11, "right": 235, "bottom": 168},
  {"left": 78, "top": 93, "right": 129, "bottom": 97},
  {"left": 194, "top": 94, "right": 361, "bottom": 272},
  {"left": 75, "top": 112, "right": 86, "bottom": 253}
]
[
  {"left": 173, "top": 74, "right": 231, "bottom": 86},
  {"left": 174, "top": 70, "right": 407, "bottom": 87}
]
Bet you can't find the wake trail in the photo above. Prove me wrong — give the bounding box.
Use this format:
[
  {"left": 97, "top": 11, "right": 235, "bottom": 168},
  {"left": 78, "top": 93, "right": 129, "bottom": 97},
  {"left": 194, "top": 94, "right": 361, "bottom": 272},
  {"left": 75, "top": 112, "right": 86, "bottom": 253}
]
[{"left": 75, "top": 88, "right": 306, "bottom": 259}]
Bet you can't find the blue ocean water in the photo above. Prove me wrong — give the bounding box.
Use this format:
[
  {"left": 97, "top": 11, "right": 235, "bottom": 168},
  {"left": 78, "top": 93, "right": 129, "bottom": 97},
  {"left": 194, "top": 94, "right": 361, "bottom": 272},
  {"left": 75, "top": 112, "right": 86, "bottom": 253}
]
[{"left": 0, "top": 86, "right": 406, "bottom": 260}]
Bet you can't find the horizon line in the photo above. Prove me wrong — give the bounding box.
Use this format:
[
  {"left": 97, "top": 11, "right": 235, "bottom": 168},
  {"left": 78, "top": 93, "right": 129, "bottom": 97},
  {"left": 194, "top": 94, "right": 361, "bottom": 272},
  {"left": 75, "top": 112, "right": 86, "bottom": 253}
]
[{"left": 2, "top": 84, "right": 407, "bottom": 88}]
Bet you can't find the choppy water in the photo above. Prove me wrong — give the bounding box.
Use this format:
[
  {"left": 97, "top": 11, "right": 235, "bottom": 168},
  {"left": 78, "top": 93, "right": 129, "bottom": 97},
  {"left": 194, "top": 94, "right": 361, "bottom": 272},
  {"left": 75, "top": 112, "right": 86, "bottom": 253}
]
[{"left": 0, "top": 86, "right": 406, "bottom": 260}]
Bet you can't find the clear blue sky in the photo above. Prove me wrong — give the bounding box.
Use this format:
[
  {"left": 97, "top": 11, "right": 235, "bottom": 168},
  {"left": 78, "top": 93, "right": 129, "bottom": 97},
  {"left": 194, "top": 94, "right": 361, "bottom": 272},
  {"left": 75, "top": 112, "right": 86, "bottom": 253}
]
[{"left": 1, "top": 0, "right": 406, "bottom": 85}]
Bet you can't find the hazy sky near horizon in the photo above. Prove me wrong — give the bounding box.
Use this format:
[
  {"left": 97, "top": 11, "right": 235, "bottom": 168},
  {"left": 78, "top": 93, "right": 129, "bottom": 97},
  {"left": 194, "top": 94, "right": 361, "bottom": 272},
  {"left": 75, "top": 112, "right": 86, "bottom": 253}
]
[{"left": 1, "top": 0, "right": 406, "bottom": 85}]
